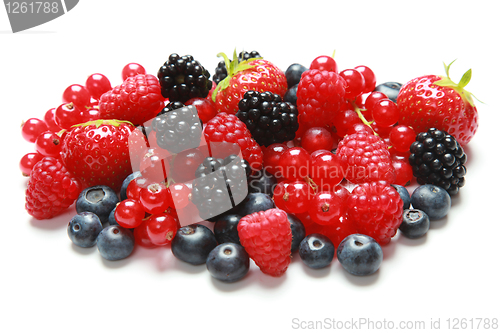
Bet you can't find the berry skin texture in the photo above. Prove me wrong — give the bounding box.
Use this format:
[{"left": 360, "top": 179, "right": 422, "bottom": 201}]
[
  {"left": 337, "top": 234, "right": 383, "bottom": 276},
  {"left": 299, "top": 233, "right": 335, "bottom": 269},
  {"left": 99, "top": 74, "right": 164, "bottom": 126},
  {"left": 114, "top": 199, "right": 145, "bottom": 229},
  {"left": 337, "top": 132, "right": 396, "bottom": 184},
  {"left": 410, "top": 184, "right": 451, "bottom": 220},
  {"left": 213, "top": 213, "right": 242, "bottom": 245},
  {"left": 206, "top": 243, "right": 250, "bottom": 283},
  {"left": 21, "top": 118, "right": 48, "bottom": 143},
  {"left": 397, "top": 64, "right": 478, "bottom": 146},
  {"left": 96, "top": 225, "right": 135, "bottom": 261},
  {"left": 399, "top": 209, "right": 430, "bottom": 239},
  {"left": 346, "top": 181, "right": 404, "bottom": 246},
  {"left": 76, "top": 185, "right": 120, "bottom": 223},
  {"left": 288, "top": 213, "right": 306, "bottom": 253},
  {"left": 67, "top": 212, "right": 103, "bottom": 248},
  {"left": 171, "top": 224, "right": 218, "bottom": 265},
  {"left": 25, "top": 157, "right": 82, "bottom": 220},
  {"left": 60, "top": 119, "right": 134, "bottom": 191},
  {"left": 237, "top": 208, "right": 292, "bottom": 277},
  {"left": 238, "top": 193, "right": 275, "bottom": 217}
]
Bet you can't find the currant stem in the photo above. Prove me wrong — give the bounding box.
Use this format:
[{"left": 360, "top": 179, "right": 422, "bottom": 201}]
[{"left": 352, "top": 101, "right": 378, "bottom": 137}]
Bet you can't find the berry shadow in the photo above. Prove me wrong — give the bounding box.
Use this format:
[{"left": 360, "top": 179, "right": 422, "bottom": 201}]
[
  {"left": 171, "top": 257, "right": 207, "bottom": 274},
  {"left": 300, "top": 261, "right": 334, "bottom": 279},
  {"left": 210, "top": 270, "right": 256, "bottom": 292},
  {"left": 341, "top": 268, "right": 380, "bottom": 286},
  {"left": 29, "top": 209, "right": 74, "bottom": 231},
  {"left": 397, "top": 233, "right": 428, "bottom": 247},
  {"left": 100, "top": 255, "right": 132, "bottom": 269},
  {"left": 70, "top": 243, "right": 97, "bottom": 255},
  {"left": 450, "top": 192, "right": 463, "bottom": 208},
  {"left": 429, "top": 216, "right": 448, "bottom": 230},
  {"left": 380, "top": 233, "right": 400, "bottom": 261}
]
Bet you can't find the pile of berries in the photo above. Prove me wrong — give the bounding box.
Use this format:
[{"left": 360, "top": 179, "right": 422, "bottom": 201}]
[{"left": 20, "top": 51, "right": 478, "bottom": 282}]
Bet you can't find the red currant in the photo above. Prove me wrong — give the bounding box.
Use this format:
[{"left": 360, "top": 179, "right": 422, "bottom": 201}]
[
  {"left": 19, "top": 152, "right": 44, "bottom": 176},
  {"left": 371, "top": 99, "right": 399, "bottom": 127},
  {"left": 310, "top": 151, "right": 345, "bottom": 191},
  {"left": 308, "top": 191, "right": 344, "bottom": 225},
  {"left": 354, "top": 65, "right": 376, "bottom": 93},
  {"left": 21, "top": 118, "right": 49, "bottom": 143},
  {"left": 282, "top": 180, "right": 314, "bottom": 214},
  {"left": 389, "top": 125, "right": 416, "bottom": 152},
  {"left": 145, "top": 213, "right": 179, "bottom": 246},
  {"left": 185, "top": 97, "right": 217, "bottom": 124},
  {"left": 309, "top": 55, "right": 338, "bottom": 72},
  {"left": 122, "top": 63, "right": 146, "bottom": 81},
  {"left": 392, "top": 159, "right": 413, "bottom": 185},
  {"left": 115, "top": 199, "right": 146, "bottom": 228},
  {"left": 170, "top": 147, "right": 207, "bottom": 183},
  {"left": 301, "top": 127, "right": 334, "bottom": 154},
  {"left": 43, "top": 108, "right": 61, "bottom": 132},
  {"left": 277, "top": 147, "right": 311, "bottom": 181},
  {"left": 139, "top": 182, "right": 172, "bottom": 215},
  {"left": 35, "top": 131, "right": 62, "bottom": 157},
  {"left": 140, "top": 148, "right": 170, "bottom": 183},
  {"left": 263, "top": 143, "right": 288, "bottom": 178},
  {"left": 169, "top": 183, "right": 191, "bottom": 209},
  {"left": 62, "top": 84, "right": 91, "bottom": 108},
  {"left": 333, "top": 109, "right": 363, "bottom": 137},
  {"left": 85, "top": 73, "right": 112, "bottom": 101},
  {"left": 346, "top": 123, "right": 372, "bottom": 136},
  {"left": 126, "top": 177, "right": 152, "bottom": 201},
  {"left": 339, "top": 69, "right": 365, "bottom": 100},
  {"left": 364, "top": 91, "right": 388, "bottom": 112},
  {"left": 80, "top": 107, "right": 101, "bottom": 123},
  {"left": 273, "top": 181, "right": 289, "bottom": 211},
  {"left": 55, "top": 102, "right": 83, "bottom": 130},
  {"left": 133, "top": 221, "right": 156, "bottom": 248}
]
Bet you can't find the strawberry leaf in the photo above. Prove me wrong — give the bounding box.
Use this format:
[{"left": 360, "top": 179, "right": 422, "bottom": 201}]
[{"left": 458, "top": 69, "right": 472, "bottom": 89}]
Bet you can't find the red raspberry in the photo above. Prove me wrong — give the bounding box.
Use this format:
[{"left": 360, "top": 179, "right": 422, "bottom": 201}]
[
  {"left": 337, "top": 132, "right": 396, "bottom": 184},
  {"left": 237, "top": 208, "right": 292, "bottom": 277},
  {"left": 346, "top": 181, "right": 404, "bottom": 245},
  {"left": 25, "top": 157, "right": 82, "bottom": 220},
  {"left": 203, "top": 112, "right": 263, "bottom": 170},
  {"left": 99, "top": 74, "right": 164, "bottom": 125},
  {"left": 296, "top": 69, "right": 346, "bottom": 137}
]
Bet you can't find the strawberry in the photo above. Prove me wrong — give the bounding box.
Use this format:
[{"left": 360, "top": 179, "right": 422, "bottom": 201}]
[
  {"left": 60, "top": 119, "right": 135, "bottom": 191},
  {"left": 397, "top": 61, "right": 479, "bottom": 146},
  {"left": 212, "top": 51, "right": 288, "bottom": 114}
]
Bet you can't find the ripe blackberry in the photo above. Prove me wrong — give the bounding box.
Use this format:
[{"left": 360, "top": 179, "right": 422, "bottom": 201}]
[
  {"left": 157, "top": 54, "right": 212, "bottom": 103},
  {"left": 236, "top": 91, "right": 299, "bottom": 147},
  {"left": 191, "top": 155, "right": 250, "bottom": 220},
  {"left": 213, "top": 50, "right": 262, "bottom": 85},
  {"left": 152, "top": 105, "right": 203, "bottom": 154},
  {"left": 409, "top": 128, "right": 467, "bottom": 195}
]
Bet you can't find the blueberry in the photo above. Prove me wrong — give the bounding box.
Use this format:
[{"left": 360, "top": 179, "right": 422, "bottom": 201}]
[
  {"left": 391, "top": 184, "right": 411, "bottom": 210},
  {"left": 399, "top": 209, "right": 430, "bottom": 239},
  {"left": 108, "top": 206, "right": 118, "bottom": 226},
  {"left": 76, "top": 185, "right": 119, "bottom": 223},
  {"left": 299, "top": 234, "right": 335, "bottom": 269},
  {"left": 96, "top": 225, "right": 135, "bottom": 261},
  {"left": 410, "top": 184, "right": 451, "bottom": 220},
  {"left": 374, "top": 82, "right": 402, "bottom": 102},
  {"left": 171, "top": 224, "right": 218, "bottom": 265},
  {"left": 213, "top": 213, "right": 242, "bottom": 245},
  {"left": 337, "top": 234, "right": 383, "bottom": 276},
  {"left": 120, "top": 171, "right": 141, "bottom": 201},
  {"left": 237, "top": 192, "right": 275, "bottom": 216},
  {"left": 284, "top": 84, "right": 298, "bottom": 106},
  {"left": 285, "top": 63, "right": 308, "bottom": 88},
  {"left": 288, "top": 214, "right": 306, "bottom": 253},
  {"left": 206, "top": 243, "right": 250, "bottom": 283},
  {"left": 247, "top": 169, "right": 277, "bottom": 196},
  {"left": 67, "top": 212, "right": 103, "bottom": 248}
]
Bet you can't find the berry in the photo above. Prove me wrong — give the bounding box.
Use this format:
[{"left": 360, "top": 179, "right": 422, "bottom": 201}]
[
  {"left": 139, "top": 147, "right": 170, "bottom": 184},
  {"left": 213, "top": 213, "right": 242, "bottom": 245},
  {"left": 60, "top": 119, "right": 135, "bottom": 191},
  {"left": 169, "top": 182, "right": 191, "bottom": 209},
  {"left": 299, "top": 233, "right": 335, "bottom": 269},
  {"left": 237, "top": 192, "right": 275, "bottom": 217},
  {"left": 203, "top": 112, "right": 263, "bottom": 170},
  {"left": 337, "top": 234, "right": 383, "bottom": 276},
  {"left": 262, "top": 143, "right": 288, "bottom": 177},
  {"left": 35, "top": 131, "right": 62, "bottom": 157},
  {"left": 19, "top": 152, "right": 44, "bottom": 176},
  {"left": 119, "top": 171, "right": 142, "bottom": 201},
  {"left": 273, "top": 180, "right": 313, "bottom": 214},
  {"left": 296, "top": 69, "right": 346, "bottom": 136},
  {"left": 55, "top": 102, "right": 84, "bottom": 130},
  {"left": 213, "top": 50, "right": 262, "bottom": 85},
  {"left": 237, "top": 208, "right": 292, "bottom": 277},
  {"left": 76, "top": 185, "right": 119, "bottom": 223},
  {"left": 114, "top": 199, "right": 146, "bottom": 229},
  {"left": 408, "top": 128, "right": 467, "bottom": 195},
  {"left": 99, "top": 74, "right": 164, "bottom": 125},
  {"left": 371, "top": 99, "right": 399, "bottom": 127},
  {"left": 392, "top": 159, "right": 413, "bottom": 186},
  {"left": 247, "top": 169, "right": 277, "bottom": 196},
  {"left": 85, "top": 73, "right": 112, "bottom": 101},
  {"left": 21, "top": 118, "right": 48, "bottom": 143},
  {"left": 410, "top": 184, "right": 451, "bottom": 220},
  {"left": 332, "top": 109, "right": 363, "bottom": 137},
  {"left": 236, "top": 90, "right": 299, "bottom": 147},
  {"left": 145, "top": 212, "right": 179, "bottom": 246},
  {"left": 288, "top": 213, "right": 306, "bottom": 253},
  {"left": 139, "top": 182, "right": 172, "bottom": 215},
  {"left": 346, "top": 181, "right": 404, "bottom": 245},
  {"left": 301, "top": 127, "right": 334, "bottom": 154},
  {"left": 309, "top": 55, "right": 338, "bottom": 72},
  {"left": 157, "top": 54, "right": 212, "bottom": 103},
  {"left": 67, "top": 212, "right": 103, "bottom": 248},
  {"left": 391, "top": 184, "right": 411, "bottom": 210},
  {"left": 389, "top": 125, "right": 416, "bottom": 153},
  {"left": 310, "top": 151, "right": 345, "bottom": 191},
  {"left": 96, "top": 225, "right": 135, "bottom": 261},
  {"left": 339, "top": 68, "right": 365, "bottom": 100},
  {"left": 44, "top": 108, "right": 61, "bottom": 132},
  {"left": 122, "top": 63, "right": 146, "bottom": 80},
  {"left": 284, "top": 84, "right": 299, "bottom": 106},
  {"left": 185, "top": 97, "right": 218, "bottom": 124},
  {"left": 354, "top": 65, "right": 376, "bottom": 93},
  {"left": 206, "top": 243, "right": 250, "bottom": 283},
  {"left": 399, "top": 209, "right": 430, "bottom": 239},
  {"left": 374, "top": 82, "right": 402, "bottom": 102},
  {"left": 25, "top": 157, "right": 82, "bottom": 220},
  {"left": 62, "top": 84, "right": 91, "bottom": 108},
  {"left": 308, "top": 191, "right": 344, "bottom": 225},
  {"left": 397, "top": 62, "right": 478, "bottom": 146},
  {"left": 285, "top": 63, "right": 308, "bottom": 88},
  {"left": 212, "top": 52, "right": 287, "bottom": 115},
  {"left": 337, "top": 132, "right": 396, "bottom": 184},
  {"left": 171, "top": 224, "right": 218, "bottom": 265},
  {"left": 277, "top": 147, "right": 311, "bottom": 181}
]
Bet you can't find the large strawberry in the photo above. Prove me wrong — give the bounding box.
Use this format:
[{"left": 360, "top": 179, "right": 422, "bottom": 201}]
[
  {"left": 212, "top": 51, "right": 287, "bottom": 114},
  {"left": 60, "top": 119, "right": 135, "bottom": 191},
  {"left": 397, "top": 61, "right": 479, "bottom": 146}
]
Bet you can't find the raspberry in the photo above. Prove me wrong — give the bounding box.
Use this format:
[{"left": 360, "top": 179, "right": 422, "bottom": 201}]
[
  {"left": 99, "top": 74, "right": 164, "bottom": 126},
  {"left": 25, "top": 157, "right": 82, "bottom": 220},
  {"left": 203, "top": 113, "right": 263, "bottom": 170},
  {"left": 346, "top": 181, "right": 404, "bottom": 245},
  {"left": 296, "top": 69, "right": 346, "bottom": 137},
  {"left": 237, "top": 208, "right": 292, "bottom": 277},
  {"left": 337, "top": 132, "right": 396, "bottom": 184}
]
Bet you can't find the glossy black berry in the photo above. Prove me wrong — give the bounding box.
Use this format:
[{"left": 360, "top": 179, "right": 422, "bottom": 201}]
[
  {"left": 171, "top": 224, "right": 218, "bottom": 265},
  {"left": 237, "top": 192, "right": 275, "bottom": 217},
  {"left": 213, "top": 213, "right": 242, "bottom": 245},
  {"left": 158, "top": 54, "right": 212, "bottom": 103},
  {"left": 213, "top": 50, "right": 261, "bottom": 85},
  {"left": 399, "top": 209, "right": 430, "bottom": 239},
  {"left": 285, "top": 63, "right": 308, "bottom": 88},
  {"left": 247, "top": 169, "right": 277, "bottom": 196},
  {"left": 299, "top": 234, "right": 335, "bottom": 269},
  {"left": 409, "top": 128, "right": 466, "bottom": 195},
  {"left": 374, "top": 82, "right": 402, "bottom": 102},
  {"left": 284, "top": 83, "right": 299, "bottom": 106},
  {"left": 236, "top": 90, "right": 299, "bottom": 147},
  {"left": 76, "top": 185, "right": 119, "bottom": 223},
  {"left": 206, "top": 243, "right": 250, "bottom": 283},
  {"left": 67, "top": 212, "right": 103, "bottom": 248}
]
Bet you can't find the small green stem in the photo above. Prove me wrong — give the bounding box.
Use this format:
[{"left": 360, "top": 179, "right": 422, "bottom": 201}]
[{"left": 352, "top": 101, "right": 378, "bottom": 136}]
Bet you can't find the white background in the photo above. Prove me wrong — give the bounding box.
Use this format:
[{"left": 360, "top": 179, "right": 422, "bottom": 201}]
[{"left": 2, "top": 1, "right": 499, "bottom": 332}]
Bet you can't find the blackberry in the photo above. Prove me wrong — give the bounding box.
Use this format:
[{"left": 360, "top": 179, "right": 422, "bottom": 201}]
[
  {"left": 152, "top": 104, "right": 203, "bottom": 154},
  {"left": 236, "top": 90, "right": 299, "bottom": 147},
  {"left": 191, "top": 155, "right": 250, "bottom": 220},
  {"left": 157, "top": 54, "right": 212, "bottom": 103},
  {"left": 213, "top": 50, "right": 262, "bottom": 85},
  {"left": 409, "top": 128, "right": 467, "bottom": 195}
]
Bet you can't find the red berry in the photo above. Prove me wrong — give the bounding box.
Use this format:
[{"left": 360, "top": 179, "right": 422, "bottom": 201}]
[
  {"left": 133, "top": 221, "right": 156, "bottom": 248},
  {"left": 43, "top": 108, "right": 61, "bottom": 132},
  {"left": 339, "top": 69, "right": 365, "bottom": 100},
  {"left": 62, "top": 84, "right": 91, "bottom": 108},
  {"left": 263, "top": 143, "right": 288, "bottom": 177},
  {"left": 139, "top": 182, "right": 172, "bottom": 215},
  {"left": 333, "top": 109, "right": 363, "bottom": 137},
  {"left": 85, "top": 73, "right": 112, "bottom": 100},
  {"left": 185, "top": 97, "right": 218, "bottom": 124},
  {"left": 139, "top": 148, "right": 170, "bottom": 184},
  {"left": 122, "top": 63, "right": 146, "bottom": 81},
  {"left": 55, "top": 102, "right": 84, "bottom": 130},
  {"left": 283, "top": 180, "right": 314, "bottom": 214},
  {"left": 115, "top": 199, "right": 146, "bottom": 228},
  {"left": 309, "top": 55, "right": 338, "bottom": 72},
  {"left": 35, "top": 131, "right": 62, "bottom": 157},
  {"left": 170, "top": 147, "right": 208, "bottom": 183},
  {"left": 354, "top": 65, "right": 376, "bottom": 93},
  {"left": 79, "top": 106, "right": 101, "bottom": 123},
  {"left": 308, "top": 191, "right": 344, "bottom": 225},
  {"left": 19, "top": 152, "right": 44, "bottom": 176},
  {"left": 126, "top": 177, "right": 152, "bottom": 201},
  {"left": 21, "top": 118, "right": 49, "bottom": 143},
  {"left": 145, "top": 213, "right": 178, "bottom": 246},
  {"left": 389, "top": 125, "right": 416, "bottom": 152},
  {"left": 301, "top": 127, "right": 334, "bottom": 154},
  {"left": 169, "top": 183, "right": 190, "bottom": 209},
  {"left": 392, "top": 159, "right": 413, "bottom": 185},
  {"left": 310, "top": 151, "right": 345, "bottom": 191},
  {"left": 371, "top": 99, "right": 399, "bottom": 127},
  {"left": 277, "top": 147, "right": 311, "bottom": 181}
]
